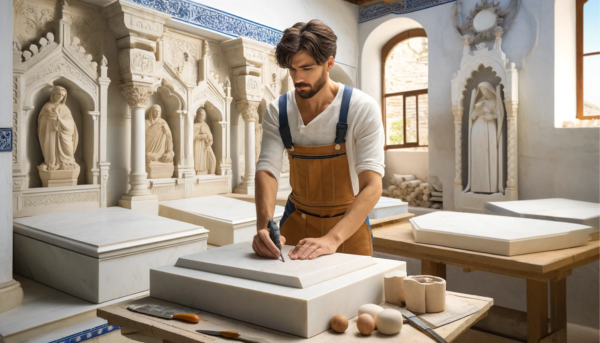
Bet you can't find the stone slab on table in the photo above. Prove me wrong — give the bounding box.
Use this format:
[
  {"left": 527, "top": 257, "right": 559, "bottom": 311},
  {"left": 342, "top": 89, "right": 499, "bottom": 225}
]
[
  {"left": 369, "top": 196, "right": 409, "bottom": 220},
  {"left": 485, "top": 198, "right": 600, "bottom": 232},
  {"left": 159, "top": 195, "right": 284, "bottom": 246},
  {"left": 150, "top": 242, "right": 405, "bottom": 338},
  {"left": 410, "top": 211, "right": 593, "bottom": 256},
  {"left": 13, "top": 207, "right": 208, "bottom": 303},
  {"left": 176, "top": 242, "right": 377, "bottom": 288},
  {"left": 98, "top": 292, "right": 493, "bottom": 343}
]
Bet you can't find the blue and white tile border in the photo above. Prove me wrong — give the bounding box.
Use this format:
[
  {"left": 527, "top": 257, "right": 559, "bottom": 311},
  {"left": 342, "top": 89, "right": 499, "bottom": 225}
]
[
  {"left": 359, "top": 0, "right": 456, "bottom": 23},
  {"left": 48, "top": 323, "right": 120, "bottom": 343},
  {"left": 126, "top": 0, "right": 283, "bottom": 46},
  {"left": 0, "top": 128, "right": 12, "bottom": 152}
]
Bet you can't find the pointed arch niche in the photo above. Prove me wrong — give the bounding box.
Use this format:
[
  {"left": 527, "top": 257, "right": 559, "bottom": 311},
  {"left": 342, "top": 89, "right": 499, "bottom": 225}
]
[{"left": 12, "top": 9, "right": 110, "bottom": 218}]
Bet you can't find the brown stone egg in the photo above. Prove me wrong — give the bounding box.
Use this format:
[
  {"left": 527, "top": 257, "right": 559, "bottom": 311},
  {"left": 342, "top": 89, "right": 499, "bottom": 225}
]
[
  {"left": 357, "top": 313, "right": 375, "bottom": 335},
  {"left": 330, "top": 314, "right": 349, "bottom": 333}
]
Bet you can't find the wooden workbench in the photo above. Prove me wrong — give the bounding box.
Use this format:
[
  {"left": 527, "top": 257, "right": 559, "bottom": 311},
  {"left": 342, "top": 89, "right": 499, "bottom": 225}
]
[
  {"left": 373, "top": 221, "right": 600, "bottom": 343},
  {"left": 98, "top": 292, "right": 492, "bottom": 343}
]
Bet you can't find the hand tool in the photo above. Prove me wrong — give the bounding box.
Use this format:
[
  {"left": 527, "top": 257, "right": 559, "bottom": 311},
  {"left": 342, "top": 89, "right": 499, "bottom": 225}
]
[
  {"left": 398, "top": 307, "right": 448, "bottom": 343},
  {"left": 127, "top": 304, "right": 200, "bottom": 323},
  {"left": 268, "top": 218, "right": 285, "bottom": 262},
  {"left": 196, "top": 330, "right": 270, "bottom": 343}
]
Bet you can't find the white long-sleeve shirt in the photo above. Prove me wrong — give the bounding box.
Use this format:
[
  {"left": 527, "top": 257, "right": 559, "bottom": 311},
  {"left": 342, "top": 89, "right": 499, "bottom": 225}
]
[{"left": 256, "top": 83, "right": 385, "bottom": 195}]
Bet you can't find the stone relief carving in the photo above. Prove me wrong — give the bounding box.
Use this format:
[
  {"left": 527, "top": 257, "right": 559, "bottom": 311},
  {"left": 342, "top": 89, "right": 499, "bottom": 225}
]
[
  {"left": 464, "top": 82, "right": 504, "bottom": 194},
  {"left": 145, "top": 104, "right": 175, "bottom": 178},
  {"left": 13, "top": 78, "right": 18, "bottom": 164},
  {"left": 26, "top": 56, "right": 98, "bottom": 95},
  {"left": 13, "top": 0, "right": 55, "bottom": 48},
  {"left": 165, "top": 35, "right": 200, "bottom": 85},
  {"left": 66, "top": 36, "right": 98, "bottom": 78},
  {"left": 237, "top": 102, "right": 259, "bottom": 122},
  {"left": 453, "top": 0, "right": 520, "bottom": 44},
  {"left": 37, "top": 86, "right": 80, "bottom": 187},
  {"left": 193, "top": 107, "right": 216, "bottom": 175},
  {"left": 121, "top": 83, "right": 153, "bottom": 108},
  {"left": 23, "top": 191, "right": 98, "bottom": 208}
]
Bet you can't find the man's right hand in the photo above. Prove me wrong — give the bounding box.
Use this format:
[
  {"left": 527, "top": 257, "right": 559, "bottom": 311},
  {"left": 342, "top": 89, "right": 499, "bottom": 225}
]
[{"left": 252, "top": 228, "right": 287, "bottom": 259}]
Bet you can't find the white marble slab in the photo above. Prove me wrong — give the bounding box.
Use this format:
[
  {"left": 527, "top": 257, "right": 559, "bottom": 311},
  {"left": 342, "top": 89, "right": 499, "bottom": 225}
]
[
  {"left": 159, "top": 195, "right": 284, "bottom": 246},
  {"left": 151, "top": 258, "right": 405, "bottom": 338},
  {"left": 369, "top": 196, "right": 409, "bottom": 220},
  {"left": 410, "top": 211, "right": 593, "bottom": 256},
  {"left": 175, "top": 242, "right": 376, "bottom": 288},
  {"left": 13, "top": 207, "right": 209, "bottom": 303},
  {"left": 485, "top": 198, "right": 600, "bottom": 232},
  {"left": 0, "top": 275, "right": 147, "bottom": 343}
]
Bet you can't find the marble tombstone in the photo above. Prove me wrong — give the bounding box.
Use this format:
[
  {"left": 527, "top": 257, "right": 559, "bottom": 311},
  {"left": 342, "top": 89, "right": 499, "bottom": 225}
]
[
  {"left": 146, "top": 105, "right": 175, "bottom": 179},
  {"left": 151, "top": 242, "right": 406, "bottom": 337},
  {"left": 159, "top": 195, "right": 284, "bottom": 246},
  {"left": 193, "top": 107, "right": 217, "bottom": 175},
  {"left": 37, "top": 86, "right": 80, "bottom": 187},
  {"left": 13, "top": 207, "right": 208, "bottom": 303},
  {"left": 410, "top": 211, "right": 593, "bottom": 256},
  {"left": 369, "top": 196, "right": 409, "bottom": 220}
]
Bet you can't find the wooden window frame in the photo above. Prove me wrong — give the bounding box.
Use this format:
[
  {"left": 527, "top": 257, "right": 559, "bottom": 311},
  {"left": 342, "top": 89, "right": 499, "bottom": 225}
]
[
  {"left": 381, "top": 29, "right": 429, "bottom": 149},
  {"left": 576, "top": 0, "right": 600, "bottom": 119}
]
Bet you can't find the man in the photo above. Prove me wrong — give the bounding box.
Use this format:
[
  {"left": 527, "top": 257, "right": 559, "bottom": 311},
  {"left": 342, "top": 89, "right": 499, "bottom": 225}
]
[{"left": 252, "top": 20, "right": 384, "bottom": 261}]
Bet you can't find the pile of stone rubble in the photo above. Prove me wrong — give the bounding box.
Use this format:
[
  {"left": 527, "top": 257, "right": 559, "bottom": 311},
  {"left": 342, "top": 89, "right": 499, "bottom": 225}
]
[{"left": 382, "top": 175, "right": 443, "bottom": 209}]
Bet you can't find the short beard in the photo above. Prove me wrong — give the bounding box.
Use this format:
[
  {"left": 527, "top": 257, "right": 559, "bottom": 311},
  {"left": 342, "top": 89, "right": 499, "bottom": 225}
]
[{"left": 295, "top": 68, "right": 327, "bottom": 99}]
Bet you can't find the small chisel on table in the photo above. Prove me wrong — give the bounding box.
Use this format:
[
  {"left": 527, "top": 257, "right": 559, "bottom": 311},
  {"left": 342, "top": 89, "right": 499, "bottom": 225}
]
[
  {"left": 268, "top": 218, "right": 285, "bottom": 262},
  {"left": 197, "top": 330, "right": 270, "bottom": 343}
]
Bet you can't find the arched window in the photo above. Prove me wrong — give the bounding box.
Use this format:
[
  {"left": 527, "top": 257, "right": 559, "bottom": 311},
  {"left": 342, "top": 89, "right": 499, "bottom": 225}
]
[
  {"left": 577, "top": 0, "right": 599, "bottom": 119},
  {"left": 381, "top": 29, "right": 428, "bottom": 149}
]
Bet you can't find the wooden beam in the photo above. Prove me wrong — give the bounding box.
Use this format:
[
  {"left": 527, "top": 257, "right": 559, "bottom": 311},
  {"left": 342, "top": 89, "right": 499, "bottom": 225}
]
[{"left": 526, "top": 279, "right": 549, "bottom": 343}]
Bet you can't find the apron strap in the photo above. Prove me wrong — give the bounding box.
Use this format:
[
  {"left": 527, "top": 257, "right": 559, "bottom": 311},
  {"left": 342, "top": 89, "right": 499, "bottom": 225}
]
[
  {"left": 278, "top": 94, "right": 293, "bottom": 150},
  {"left": 335, "top": 86, "right": 353, "bottom": 144}
]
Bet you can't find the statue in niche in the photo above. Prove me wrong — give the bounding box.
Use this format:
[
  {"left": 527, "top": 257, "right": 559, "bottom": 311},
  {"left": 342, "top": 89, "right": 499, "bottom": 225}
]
[
  {"left": 37, "top": 86, "right": 80, "bottom": 187},
  {"left": 145, "top": 104, "right": 175, "bottom": 178},
  {"left": 464, "top": 81, "right": 505, "bottom": 194},
  {"left": 193, "top": 107, "right": 216, "bottom": 175}
]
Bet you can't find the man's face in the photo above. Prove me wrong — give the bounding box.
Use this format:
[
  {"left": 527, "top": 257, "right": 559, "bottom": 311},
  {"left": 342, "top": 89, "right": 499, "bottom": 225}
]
[{"left": 289, "top": 51, "right": 330, "bottom": 99}]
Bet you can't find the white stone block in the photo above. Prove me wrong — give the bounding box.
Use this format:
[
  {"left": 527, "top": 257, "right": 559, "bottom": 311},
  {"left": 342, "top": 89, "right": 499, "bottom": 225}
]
[
  {"left": 369, "top": 196, "right": 408, "bottom": 220},
  {"left": 175, "top": 242, "right": 377, "bottom": 288},
  {"left": 13, "top": 207, "right": 208, "bottom": 303},
  {"left": 159, "top": 195, "right": 284, "bottom": 246},
  {"left": 485, "top": 198, "right": 600, "bottom": 232},
  {"left": 410, "top": 211, "right": 593, "bottom": 256},
  {"left": 150, "top": 250, "right": 405, "bottom": 338}
]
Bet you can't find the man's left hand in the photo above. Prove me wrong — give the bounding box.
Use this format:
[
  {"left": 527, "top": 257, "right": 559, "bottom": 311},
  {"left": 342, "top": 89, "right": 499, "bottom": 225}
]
[{"left": 288, "top": 236, "right": 339, "bottom": 260}]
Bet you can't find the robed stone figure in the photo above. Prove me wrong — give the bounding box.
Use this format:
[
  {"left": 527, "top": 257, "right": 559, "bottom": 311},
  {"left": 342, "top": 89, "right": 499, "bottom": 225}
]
[
  {"left": 464, "top": 81, "right": 505, "bottom": 194},
  {"left": 38, "top": 86, "right": 79, "bottom": 172},
  {"left": 193, "top": 107, "right": 216, "bottom": 175},
  {"left": 145, "top": 104, "right": 174, "bottom": 163}
]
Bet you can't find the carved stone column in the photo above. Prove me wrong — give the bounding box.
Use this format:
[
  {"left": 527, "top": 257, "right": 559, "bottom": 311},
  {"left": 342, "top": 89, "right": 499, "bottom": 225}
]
[
  {"left": 235, "top": 101, "right": 260, "bottom": 194},
  {"left": 504, "top": 100, "right": 518, "bottom": 190},
  {"left": 118, "top": 82, "right": 158, "bottom": 214},
  {"left": 453, "top": 105, "right": 463, "bottom": 211}
]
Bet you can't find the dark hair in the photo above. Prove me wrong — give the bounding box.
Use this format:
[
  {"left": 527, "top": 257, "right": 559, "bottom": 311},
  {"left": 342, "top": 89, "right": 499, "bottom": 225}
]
[{"left": 275, "top": 20, "right": 337, "bottom": 69}]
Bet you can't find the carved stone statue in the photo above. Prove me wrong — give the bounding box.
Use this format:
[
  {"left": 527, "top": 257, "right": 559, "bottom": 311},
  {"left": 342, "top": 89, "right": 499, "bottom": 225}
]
[
  {"left": 145, "top": 104, "right": 175, "bottom": 178},
  {"left": 193, "top": 107, "right": 216, "bottom": 175},
  {"left": 464, "top": 81, "right": 505, "bottom": 194},
  {"left": 37, "top": 86, "right": 80, "bottom": 187}
]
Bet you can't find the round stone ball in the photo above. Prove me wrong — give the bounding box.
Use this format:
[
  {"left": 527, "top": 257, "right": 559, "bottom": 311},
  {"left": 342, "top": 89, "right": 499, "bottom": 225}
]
[
  {"left": 330, "top": 314, "right": 348, "bottom": 333},
  {"left": 376, "top": 309, "right": 403, "bottom": 335},
  {"left": 357, "top": 313, "right": 375, "bottom": 335},
  {"left": 358, "top": 304, "right": 384, "bottom": 322}
]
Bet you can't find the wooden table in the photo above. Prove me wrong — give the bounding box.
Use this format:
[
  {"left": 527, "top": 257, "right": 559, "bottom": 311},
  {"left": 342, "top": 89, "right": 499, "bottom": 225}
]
[
  {"left": 373, "top": 221, "right": 600, "bottom": 343},
  {"left": 98, "top": 292, "right": 492, "bottom": 343}
]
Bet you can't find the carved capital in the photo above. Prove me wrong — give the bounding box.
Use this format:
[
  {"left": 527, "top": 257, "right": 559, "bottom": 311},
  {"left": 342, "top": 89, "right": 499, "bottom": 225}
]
[
  {"left": 122, "top": 82, "right": 153, "bottom": 108},
  {"left": 237, "top": 101, "right": 259, "bottom": 122}
]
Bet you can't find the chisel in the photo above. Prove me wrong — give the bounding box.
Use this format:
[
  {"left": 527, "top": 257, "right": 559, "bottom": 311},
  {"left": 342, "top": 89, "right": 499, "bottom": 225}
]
[{"left": 268, "top": 218, "right": 285, "bottom": 262}]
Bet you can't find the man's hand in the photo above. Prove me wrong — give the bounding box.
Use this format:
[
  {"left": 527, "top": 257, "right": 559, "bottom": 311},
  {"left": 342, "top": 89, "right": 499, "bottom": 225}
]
[
  {"left": 288, "top": 236, "right": 339, "bottom": 260},
  {"left": 252, "top": 228, "right": 287, "bottom": 259}
]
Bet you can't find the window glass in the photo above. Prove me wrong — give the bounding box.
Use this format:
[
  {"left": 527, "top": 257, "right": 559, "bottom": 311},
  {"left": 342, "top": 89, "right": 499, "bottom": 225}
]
[{"left": 384, "top": 37, "right": 428, "bottom": 94}]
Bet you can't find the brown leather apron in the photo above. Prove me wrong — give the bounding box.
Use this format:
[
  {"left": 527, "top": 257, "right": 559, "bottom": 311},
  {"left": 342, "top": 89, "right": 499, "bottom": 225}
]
[{"left": 277, "top": 86, "right": 373, "bottom": 256}]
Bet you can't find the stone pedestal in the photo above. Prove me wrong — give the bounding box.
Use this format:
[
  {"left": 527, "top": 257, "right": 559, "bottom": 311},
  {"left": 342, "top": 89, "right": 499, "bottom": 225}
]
[
  {"left": 147, "top": 161, "right": 174, "bottom": 179},
  {"left": 0, "top": 280, "right": 24, "bottom": 314},
  {"left": 38, "top": 168, "right": 80, "bottom": 187}
]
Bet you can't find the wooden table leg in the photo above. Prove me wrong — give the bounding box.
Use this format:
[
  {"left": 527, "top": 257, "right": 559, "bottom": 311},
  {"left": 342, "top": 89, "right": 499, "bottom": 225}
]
[
  {"left": 421, "top": 260, "right": 446, "bottom": 279},
  {"left": 550, "top": 278, "right": 567, "bottom": 341},
  {"left": 526, "top": 279, "right": 549, "bottom": 343}
]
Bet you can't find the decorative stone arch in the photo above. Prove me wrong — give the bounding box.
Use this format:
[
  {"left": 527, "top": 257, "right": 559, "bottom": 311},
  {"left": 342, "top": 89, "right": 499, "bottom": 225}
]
[{"left": 450, "top": 28, "right": 519, "bottom": 213}]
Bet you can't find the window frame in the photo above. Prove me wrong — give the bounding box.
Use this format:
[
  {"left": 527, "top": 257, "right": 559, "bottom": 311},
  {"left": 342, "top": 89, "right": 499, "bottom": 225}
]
[
  {"left": 381, "top": 29, "right": 429, "bottom": 149},
  {"left": 576, "top": 0, "right": 600, "bottom": 120}
]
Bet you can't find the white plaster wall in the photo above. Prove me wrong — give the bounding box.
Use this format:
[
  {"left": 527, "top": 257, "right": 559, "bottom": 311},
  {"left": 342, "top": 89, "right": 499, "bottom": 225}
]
[
  {"left": 359, "top": 0, "right": 600, "bottom": 328},
  {"left": 383, "top": 150, "right": 429, "bottom": 188},
  {"left": 0, "top": 0, "right": 12, "bottom": 285}
]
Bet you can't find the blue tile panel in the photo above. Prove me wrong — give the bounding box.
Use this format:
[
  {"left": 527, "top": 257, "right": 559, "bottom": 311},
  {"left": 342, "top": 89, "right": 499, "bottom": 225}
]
[
  {"left": 359, "top": 0, "right": 456, "bottom": 23},
  {"left": 0, "top": 128, "right": 12, "bottom": 152}
]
